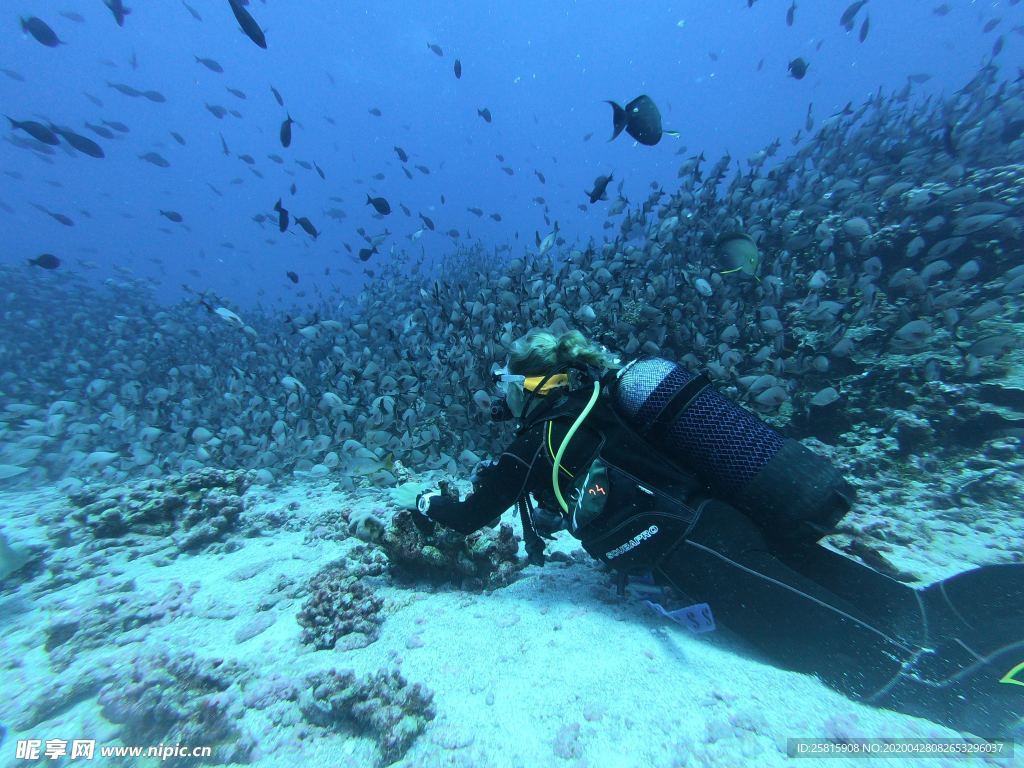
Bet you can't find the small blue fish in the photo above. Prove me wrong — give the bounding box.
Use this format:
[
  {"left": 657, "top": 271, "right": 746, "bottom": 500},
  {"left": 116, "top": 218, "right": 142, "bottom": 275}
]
[
  {"left": 21, "top": 17, "right": 63, "bottom": 47},
  {"left": 104, "top": 0, "right": 131, "bottom": 27}
]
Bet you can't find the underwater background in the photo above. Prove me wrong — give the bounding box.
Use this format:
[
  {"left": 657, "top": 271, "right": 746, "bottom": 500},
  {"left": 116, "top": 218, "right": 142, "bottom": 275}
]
[{"left": 1, "top": 0, "right": 1023, "bottom": 766}]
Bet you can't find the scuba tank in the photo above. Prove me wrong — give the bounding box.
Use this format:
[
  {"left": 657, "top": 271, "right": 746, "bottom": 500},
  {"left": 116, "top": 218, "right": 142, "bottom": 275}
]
[{"left": 609, "top": 358, "right": 853, "bottom": 538}]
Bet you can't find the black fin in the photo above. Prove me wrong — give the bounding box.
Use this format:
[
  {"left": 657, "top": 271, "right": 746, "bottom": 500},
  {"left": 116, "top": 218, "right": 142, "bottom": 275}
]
[{"left": 606, "top": 100, "right": 627, "bottom": 141}]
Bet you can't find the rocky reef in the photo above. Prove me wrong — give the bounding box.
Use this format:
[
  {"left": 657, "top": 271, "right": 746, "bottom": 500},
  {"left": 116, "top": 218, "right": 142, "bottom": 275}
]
[
  {"left": 98, "top": 651, "right": 256, "bottom": 767},
  {"left": 66, "top": 468, "right": 251, "bottom": 554},
  {"left": 375, "top": 509, "right": 525, "bottom": 591},
  {"left": 300, "top": 667, "right": 436, "bottom": 766},
  {"left": 296, "top": 556, "right": 386, "bottom": 651}
]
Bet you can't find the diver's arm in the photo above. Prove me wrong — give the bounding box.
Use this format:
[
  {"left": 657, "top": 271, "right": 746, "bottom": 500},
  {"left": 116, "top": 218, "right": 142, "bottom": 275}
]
[{"left": 420, "top": 425, "right": 545, "bottom": 534}]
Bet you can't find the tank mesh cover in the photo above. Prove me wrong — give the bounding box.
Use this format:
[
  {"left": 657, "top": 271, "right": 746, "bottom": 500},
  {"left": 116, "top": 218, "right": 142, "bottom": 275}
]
[{"left": 613, "top": 358, "right": 785, "bottom": 493}]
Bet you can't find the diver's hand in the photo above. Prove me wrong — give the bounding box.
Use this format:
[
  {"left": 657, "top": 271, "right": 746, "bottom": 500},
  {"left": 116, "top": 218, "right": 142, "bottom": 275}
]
[
  {"left": 395, "top": 479, "right": 458, "bottom": 534},
  {"left": 389, "top": 481, "right": 430, "bottom": 510},
  {"left": 411, "top": 492, "right": 438, "bottom": 535}
]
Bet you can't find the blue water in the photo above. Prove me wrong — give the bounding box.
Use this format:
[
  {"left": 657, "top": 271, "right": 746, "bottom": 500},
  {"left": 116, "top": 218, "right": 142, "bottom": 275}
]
[{"left": 2, "top": 1, "right": 1016, "bottom": 307}]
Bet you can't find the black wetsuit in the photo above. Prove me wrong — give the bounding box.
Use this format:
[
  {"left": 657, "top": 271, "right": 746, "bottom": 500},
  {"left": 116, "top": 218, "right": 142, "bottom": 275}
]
[{"left": 424, "top": 389, "right": 1024, "bottom": 737}]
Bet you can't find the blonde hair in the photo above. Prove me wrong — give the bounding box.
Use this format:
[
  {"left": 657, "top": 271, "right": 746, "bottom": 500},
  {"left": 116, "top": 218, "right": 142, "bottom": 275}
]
[{"left": 508, "top": 329, "right": 621, "bottom": 375}]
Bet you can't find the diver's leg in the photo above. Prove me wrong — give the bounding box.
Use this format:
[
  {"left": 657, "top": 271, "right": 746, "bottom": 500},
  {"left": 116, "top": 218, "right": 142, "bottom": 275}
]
[
  {"left": 867, "top": 633, "right": 1024, "bottom": 738},
  {"left": 654, "top": 500, "right": 1024, "bottom": 734},
  {"left": 779, "top": 542, "right": 931, "bottom": 645},
  {"left": 784, "top": 547, "right": 1024, "bottom": 648},
  {"left": 872, "top": 565, "right": 1024, "bottom": 738},
  {"left": 782, "top": 543, "right": 1024, "bottom": 735},
  {"left": 654, "top": 500, "right": 916, "bottom": 699},
  {"left": 921, "top": 563, "right": 1024, "bottom": 647}
]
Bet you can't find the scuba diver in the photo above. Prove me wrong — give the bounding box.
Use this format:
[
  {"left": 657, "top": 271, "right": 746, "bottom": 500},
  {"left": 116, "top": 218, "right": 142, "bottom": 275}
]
[{"left": 397, "top": 328, "right": 1024, "bottom": 737}]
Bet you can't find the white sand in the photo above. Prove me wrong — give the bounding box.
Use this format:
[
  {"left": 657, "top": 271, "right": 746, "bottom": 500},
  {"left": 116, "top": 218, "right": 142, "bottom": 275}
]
[{"left": 0, "top": 480, "right": 1019, "bottom": 768}]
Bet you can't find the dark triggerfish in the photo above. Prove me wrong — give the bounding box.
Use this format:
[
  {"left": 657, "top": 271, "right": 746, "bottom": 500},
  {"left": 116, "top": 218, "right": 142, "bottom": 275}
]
[{"left": 606, "top": 95, "right": 677, "bottom": 146}]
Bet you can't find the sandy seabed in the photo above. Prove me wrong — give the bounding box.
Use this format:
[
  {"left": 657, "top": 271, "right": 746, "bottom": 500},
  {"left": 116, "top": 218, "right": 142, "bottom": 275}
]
[{"left": 0, "top": 478, "right": 1020, "bottom": 768}]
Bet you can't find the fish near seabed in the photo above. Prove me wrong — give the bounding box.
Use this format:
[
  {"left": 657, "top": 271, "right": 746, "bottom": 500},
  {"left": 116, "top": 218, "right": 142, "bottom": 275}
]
[
  {"left": 0, "top": 531, "right": 31, "bottom": 581},
  {"left": 605, "top": 95, "right": 677, "bottom": 146},
  {"left": 715, "top": 232, "right": 760, "bottom": 277},
  {"left": 538, "top": 223, "right": 559, "bottom": 255},
  {"left": 28, "top": 254, "right": 60, "bottom": 269}
]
